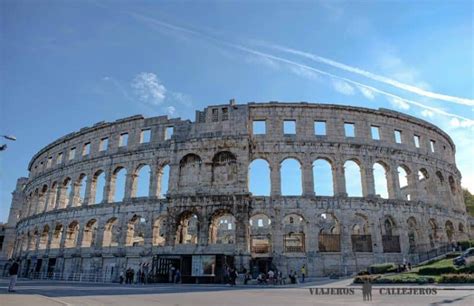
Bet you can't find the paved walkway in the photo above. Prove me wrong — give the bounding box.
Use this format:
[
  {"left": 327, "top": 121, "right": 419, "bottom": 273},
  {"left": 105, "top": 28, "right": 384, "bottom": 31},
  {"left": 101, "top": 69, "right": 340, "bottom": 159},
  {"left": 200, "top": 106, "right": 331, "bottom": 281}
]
[{"left": 1, "top": 278, "right": 473, "bottom": 306}]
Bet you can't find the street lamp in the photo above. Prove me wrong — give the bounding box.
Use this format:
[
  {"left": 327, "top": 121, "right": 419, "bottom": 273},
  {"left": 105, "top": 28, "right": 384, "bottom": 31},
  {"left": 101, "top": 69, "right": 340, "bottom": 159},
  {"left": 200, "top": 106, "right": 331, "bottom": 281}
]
[{"left": 0, "top": 135, "right": 17, "bottom": 151}]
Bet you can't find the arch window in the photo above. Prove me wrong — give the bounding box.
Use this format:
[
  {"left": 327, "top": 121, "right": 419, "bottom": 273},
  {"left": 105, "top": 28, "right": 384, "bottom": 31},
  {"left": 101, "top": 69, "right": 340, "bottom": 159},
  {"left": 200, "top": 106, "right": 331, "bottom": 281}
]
[
  {"left": 112, "top": 167, "right": 127, "bottom": 202},
  {"left": 209, "top": 212, "right": 236, "bottom": 244},
  {"left": 212, "top": 151, "right": 237, "bottom": 185},
  {"left": 351, "top": 214, "right": 372, "bottom": 252},
  {"left": 344, "top": 160, "right": 363, "bottom": 197},
  {"left": 50, "top": 224, "right": 63, "bottom": 249},
  {"left": 313, "top": 159, "right": 334, "bottom": 196},
  {"left": 373, "top": 162, "right": 389, "bottom": 198},
  {"left": 82, "top": 219, "right": 98, "bottom": 248},
  {"left": 382, "top": 217, "right": 400, "bottom": 253},
  {"left": 318, "top": 213, "right": 340, "bottom": 252},
  {"left": 158, "top": 165, "right": 170, "bottom": 198},
  {"left": 281, "top": 158, "right": 302, "bottom": 196},
  {"left": 248, "top": 159, "right": 270, "bottom": 196},
  {"left": 249, "top": 214, "right": 272, "bottom": 254},
  {"left": 93, "top": 171, "right": 106, "bottom": 204},
  {"left": 176, "top": 212, "right": 199, "bottom": 245},
  {"left": 178, "top": 154, "right": 202, "bottom": 188},
  {"left": 152, "top": 217, "right": 167, "bottom": 246},
  {"left": 103, "top": 218, "right": 119, "bottom": 247},
  {"left": 134, "top": 164, "right": 151, "bottom": 197}
]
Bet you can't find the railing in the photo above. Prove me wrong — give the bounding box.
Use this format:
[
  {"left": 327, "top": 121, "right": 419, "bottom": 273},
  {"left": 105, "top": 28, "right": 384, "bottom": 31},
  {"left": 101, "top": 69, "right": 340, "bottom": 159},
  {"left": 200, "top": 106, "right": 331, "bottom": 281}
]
[
  {"left": 410, "top": 243, "right": 454, "bottom": 265},
  {"left": 251, "top": 244, "right": 271, "bottom": 254},
  {"left": 319, "top": 234, "right": 341, "bottom": 252},
  {"left": 284, "top": 245, "right": 305, "bottom": 253},
  {"left": 382, "top": 235, "right": 401, "bottom": 253},
  {"left": 351, "top": 235, "right": 373, "bottom": 252},
  {"left": 24, "top": 271, "right": 117, "bottom": 283}
]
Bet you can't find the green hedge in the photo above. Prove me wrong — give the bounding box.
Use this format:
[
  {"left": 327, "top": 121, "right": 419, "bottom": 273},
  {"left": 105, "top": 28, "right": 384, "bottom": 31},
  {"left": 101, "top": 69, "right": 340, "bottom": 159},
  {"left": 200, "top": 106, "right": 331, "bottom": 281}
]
[
  {"left": 354, "top": 275, "right": 435, "bottom": 284},
  {"left": 439, "top": 273, "right": 474, "bottom": 283},
  {"left": 368, "top": 263, "right": 396, "bottom": 274},
  {"left": 418, "top": 266, "right": 457, "bottom": 275},
  {"left": 458, "top": 265, "right": 474, "bottom": 274}
]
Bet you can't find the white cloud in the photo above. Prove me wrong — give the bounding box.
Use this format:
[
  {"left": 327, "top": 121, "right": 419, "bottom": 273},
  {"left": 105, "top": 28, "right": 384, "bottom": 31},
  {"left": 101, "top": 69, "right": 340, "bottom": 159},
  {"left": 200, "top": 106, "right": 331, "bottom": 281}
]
[
  {"left": 449, "top": 118, "right": 474, "bottom": 129},
  {"left": 166, "top": 106, "right": 176, "bottom": 116},
  {"left": 358, "top": 86, "right": 375, "bottom": 100},
  {"left": 421, "top": 109, "right": 434, "bottom": 118},
  {"left": 332, "top": 79, "right": 355, "bottom": 95},
  {"left": 290, "top": 65, "right": 319, "bottom": 80},
  {"left": 131, "top": 72, "right": 166, "bottom": 106},
  {"left": 389, "top": 97, "right": 410, "bottom": 110}
]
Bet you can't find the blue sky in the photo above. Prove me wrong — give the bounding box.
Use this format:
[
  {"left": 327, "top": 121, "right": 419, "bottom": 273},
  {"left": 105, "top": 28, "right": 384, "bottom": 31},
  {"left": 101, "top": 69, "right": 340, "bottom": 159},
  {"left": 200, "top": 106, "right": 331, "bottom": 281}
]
[{"left": 1, "top": 0, "right": 473, "bottom": 222}]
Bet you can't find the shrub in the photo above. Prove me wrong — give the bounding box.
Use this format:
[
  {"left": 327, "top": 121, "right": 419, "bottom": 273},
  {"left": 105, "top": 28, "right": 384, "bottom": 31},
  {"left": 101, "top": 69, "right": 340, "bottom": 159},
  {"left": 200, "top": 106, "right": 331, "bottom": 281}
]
[
  {"left": 368, "top": 263, "right": 396, "bottom": 274},
  {"left": 439, "top": 273, "right": 474, "bottom": 283},
  {"left": 353, "top": 275, "right": 379, "bottom": 284},
  {"left": 457, "top": 240, "right": 471, "bottom": 250},
  {"left": 357, "top": 270, "right": 369, "bottom": 276},
  {"left": 458, "top": 264, "right": 474, "bottom": 274},
  {"left": 418, "top": 266, "right": 457, "bottom": 275},
  {"left": 375, "top": 276, "right": 435, "bottom": 284}
]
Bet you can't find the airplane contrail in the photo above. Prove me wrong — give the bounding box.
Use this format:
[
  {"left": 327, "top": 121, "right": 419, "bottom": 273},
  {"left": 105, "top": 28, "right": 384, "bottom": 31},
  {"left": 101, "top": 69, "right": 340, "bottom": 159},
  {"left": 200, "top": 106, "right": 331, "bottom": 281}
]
[{"left": 265, "top": 44, "right": 474, "bottom": 106}]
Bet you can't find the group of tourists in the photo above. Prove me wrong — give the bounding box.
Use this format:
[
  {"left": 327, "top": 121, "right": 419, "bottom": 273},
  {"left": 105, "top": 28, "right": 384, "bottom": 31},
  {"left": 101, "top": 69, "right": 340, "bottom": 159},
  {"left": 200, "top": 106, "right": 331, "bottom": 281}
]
[
  {"left": 168, "top": 265, "right": 181, "bottom": 283},
  {"left": 119, "top": 263, "right": 150, "bottom": 284},
  {"left": 252, "top": 265, "right": 307, "bottom": 285},
  {"left": 224, "top": 265, "right": 239, "bottom": 286}
]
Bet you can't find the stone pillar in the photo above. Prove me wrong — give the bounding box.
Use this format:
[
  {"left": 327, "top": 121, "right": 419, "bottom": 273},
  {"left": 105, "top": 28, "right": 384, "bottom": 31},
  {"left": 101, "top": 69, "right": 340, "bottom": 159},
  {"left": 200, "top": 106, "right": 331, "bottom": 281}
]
[
  {"left": 361, "top": 162, "right": 375, "bottom": 197},
  {"left": 149, "top": 166, "right": 159, "bottom": 198},
  {"left": 302, "top": 160, "right": 315, "bottom": 196},
  {"left": 198, "top": 214, "right": 209, "bottom": 246},
  {"left": 124, "top": 173, "right": 137, "bottom": 200},
  {"left": 270, "top": 160, "right": 281, "bottom": 196},
  {"left": 68, "top": 183, "right": 77, "bottom": 208},
  {"left": 387, "top": 163, "right": 402, "bottom": 199},
  {"left": 235, "top": 214, "right": 249, "bottom": 253},
  {"left": 94, "top": 224, "right": 105, "bottom": 249},
  {"left": 407, "top": 171, "right": 419, "bottom": 201},
  {"left": 83, "top": 175, "right": 93, "bottom": 206},
  {"left": 43, "top": 189, "right": 51, "bottom": 213},
  {"left": 103, "top": 168, "right": 114, "bottom": 203},
  {"left": 333, "top": 162, "right": 347, "bottom": 196},
  {"left": 56, "top": 185, "right": 67, "bottom": 209},
  {"left": 46, "top": 230, "right": 53, "bottom": 251},
  {"left": 168, "top": 163, "right": 180, "bottom": 194},
  {"left": 371, "top": 218, "right": 384, "bottom": 256}
]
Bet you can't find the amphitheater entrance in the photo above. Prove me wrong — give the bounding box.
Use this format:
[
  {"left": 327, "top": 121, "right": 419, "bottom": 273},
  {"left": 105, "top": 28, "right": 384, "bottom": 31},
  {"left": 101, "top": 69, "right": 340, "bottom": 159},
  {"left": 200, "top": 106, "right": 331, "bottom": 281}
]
[
  {"left": 150, "top": 254, "right": 234, "bottom": 284},
  {"left": 250, "top": 257, "right": 273, "bottom": 278}
]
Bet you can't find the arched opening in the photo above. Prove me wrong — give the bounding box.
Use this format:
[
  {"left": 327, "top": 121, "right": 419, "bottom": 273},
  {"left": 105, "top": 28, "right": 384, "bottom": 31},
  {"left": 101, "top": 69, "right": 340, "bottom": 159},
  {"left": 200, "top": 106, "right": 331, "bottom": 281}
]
[
  {"left": 212, "top": 151, "right": 237, "bottom": 186},
  {"left": 38, "top": 225, "right": 50, "bottom": 250},
  {"left": 176, "top": 212, "right": 199, "bottom": 245},
  {"left": 103, "top": 217, "right": 119, "bottom": 247},
  {"left": 112, "top": 167, "right": 127, "bottom": 202},
  {"left": 58, "top": 178, "right": 72, "bottom": 209},
  {"left": 28, "top": 229, "right": 38, "bottom": 251},
  {"left": 93, "top": 170, "right": 106, "bottom": 204},
  {"left": 344, "top": 160, "right": 363, "bottom": 197},
  {"left": 283, "top": 214, "right": 305, "bottom": 253},
  {"left": 382, "top": 216, "right": 400, "bottom": 253},
  {"left": 37, "top": 185, "right": 48, "bottom": 213},
  {"left": 428, "top": 219, "right": 438, "bottom": 249},
  {"left": 448, "top": 176, "right": 456, "bottom": 194},
  {"left": 373, "top": 162, "right": 389, "bottom": 198},
  {"left": 178, "top": 154, "right": 202, "bottom": 188},
  {"left": 47, "top": 182, "right": 58, "bottom": 211},
  {"left": 249, "top": 214, "right": 272, "bottom": 254},
  {"left": 248, "top": 159, "right": 270, "bottom": 196},
  {"left": 158, "top": 164, "right": 170, "bottom": 198},
  {"left": 76, "top": 174, "right": 87, "bottom": 206},
  {"left": 281, "top": 158, "right": 302, "bottom": 195},
  {"left": 134, "top": 164, "right": 151, "bottom": 197},
  {"left": 65, "top": 221, "right": 79, "bottom": 248},
  {"left": 398, "top": 166, "right": 409, "bottom": 188},
  {"left": 418, "top": 168, "right": 429, "bottom": 181},
  {"left": 152, "top": 217, "right": 166, "bottom": 246},
  {"left": 407, "top": 217, "right": 418, "bottom": 253},
  {"left": 50, "top": 224, "right": 63, "bottom": 249},
  {"left": 126, "top": 215, "right": 146, "bottom": 246},
  {"left": 351, "top": 214, "right": 372, "bottom": 252},
  {"left": 313, "top": 159, "right": 334, "bottom": 196},
  {"left": 445, "top": 220, "right": 454, "bottom": 243},
  {"left": 82, "top": 219, "right": 98, "bottom": 248},
  {"left": 209, "top": 212, "right": 236, "bottom": 244},
  {"left": 318, "top": 213, "right": 340, "bottom": 252}
]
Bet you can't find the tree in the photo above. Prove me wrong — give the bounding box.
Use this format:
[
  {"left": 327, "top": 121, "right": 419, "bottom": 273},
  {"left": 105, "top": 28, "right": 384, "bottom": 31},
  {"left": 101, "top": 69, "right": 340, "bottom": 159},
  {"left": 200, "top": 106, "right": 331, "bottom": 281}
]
[{"left": 463, "top": 188, "right": 474, "bottom": 217}]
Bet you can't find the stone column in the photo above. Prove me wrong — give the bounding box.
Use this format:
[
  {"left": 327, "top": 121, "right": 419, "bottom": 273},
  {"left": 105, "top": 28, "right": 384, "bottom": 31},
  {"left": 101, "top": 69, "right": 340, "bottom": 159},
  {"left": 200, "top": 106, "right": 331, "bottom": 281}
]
[
  {"left": 46, "top": 230, "right": 53, "bottom": 251},
  {"left": 407, "top": 171, "right": 420, "bottom": 201},
  {"left": 67, "top": 183, "right": 77, "bottom": 208},
  {"left": 124, "top": 173, "right": 137, "bottom": 200},
  {"left": 270, "top": 160, "right": 281, "bottom": 196},
  {"left": 235, "top": 214, "right": 249, "bottom": 253},
  {"left": 387, "top": 163, "right": 402, "bottom": 199},
  {"left": 302, "top": 160, "right": 315, "bottom": 196},
  {"left": 333, "top": 162, "right": 347, "bottom": 196},
  {"left": 94, "top": 224, "right": 105, "bottom": 249},
  {"left": 149, "top": 166, "right": 159, "bottom": 198},
  {"left": 43, "top": 189, "right": 51, "bottom": 213},
  {"left": 103, "top": 168, "right": 114, "bottom": 203},
  {"left": 83, "top": 175, "right": 93, "bottom": 206},
  {"left": 361, "top": 161, "right": 375, "bottom": 197},
  {"left": 371, "top": 218, "right": 384, "bottom": 256}
]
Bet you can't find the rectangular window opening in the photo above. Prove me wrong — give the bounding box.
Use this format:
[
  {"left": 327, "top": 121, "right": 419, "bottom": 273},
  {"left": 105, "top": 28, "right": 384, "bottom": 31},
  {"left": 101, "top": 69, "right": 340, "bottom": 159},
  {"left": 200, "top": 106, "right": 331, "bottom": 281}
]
[
  {"left": 165, "top": 127, "right": 174, "bottom": 140},
  {"left": 414, "top": 135, "right": 420, "bottom": 148},
  {"left": 69, "top": 148, "right": 76, "bottom": 160},
  {"left": 371, "top": 126, "right": 380, "bottom": 140},
  {"left": 344, "top": 122, "right": 355, "bottom": 137},
  {"left": 252, "top": 120, "right": 266, "bottom": 135},
  {"left": 314, "top": 121, "right": 326, "bottom": 136},
  {"left": 222, "top": 108, "right": 229, "bottom": 121},
  {"left": 211, "top": 108, "right": 219, "bottom": 122},
  {"left": 140, "top": 129, "right": 151, "bottom": 143},
  {"left": 394, "top": 130, "right": 402, "bottom": 144},
  {"left": 119, "top": 133, "right": 128, "bottom": 147},
  {"left": 57, "top": 153, "right": 63, "bottom": 164},
  {"left": 283, "top": 120, "right": 296, "bottom": 134},
  {"left": 82, "top": 143, "right": 91, "bottom": 156},
  {"left": 99, "top": 137, "right": 109, "bottom": 151},
  {"left": 47, "top": 157, "right": 52, "bottom": 168},
  {"left": 430, "top": 140, "right": 436, "bottom": 153}
]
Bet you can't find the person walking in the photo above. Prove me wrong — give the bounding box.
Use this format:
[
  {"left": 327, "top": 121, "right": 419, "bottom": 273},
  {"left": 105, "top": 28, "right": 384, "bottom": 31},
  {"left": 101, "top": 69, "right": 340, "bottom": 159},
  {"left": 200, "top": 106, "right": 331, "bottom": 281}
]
[
  {"left": 301, "top": 265, "right": 306, "bottom": 283},
  {"left": 8, "top": 259, "right": 19, "bottom": 292}
]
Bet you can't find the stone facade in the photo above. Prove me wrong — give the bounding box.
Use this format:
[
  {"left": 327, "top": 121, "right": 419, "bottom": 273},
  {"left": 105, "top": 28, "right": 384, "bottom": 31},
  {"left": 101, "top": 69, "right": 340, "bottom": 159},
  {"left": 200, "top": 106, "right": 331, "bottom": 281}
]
[{"left": 2, "top": 102, "right": 469, "bottom": 281}]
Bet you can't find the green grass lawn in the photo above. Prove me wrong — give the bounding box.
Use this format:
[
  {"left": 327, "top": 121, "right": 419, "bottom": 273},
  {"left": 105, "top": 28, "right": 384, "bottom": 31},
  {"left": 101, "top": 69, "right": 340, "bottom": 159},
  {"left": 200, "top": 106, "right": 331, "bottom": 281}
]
[{"left": 412, "top": 258, "right": 454, "bottom": 272}]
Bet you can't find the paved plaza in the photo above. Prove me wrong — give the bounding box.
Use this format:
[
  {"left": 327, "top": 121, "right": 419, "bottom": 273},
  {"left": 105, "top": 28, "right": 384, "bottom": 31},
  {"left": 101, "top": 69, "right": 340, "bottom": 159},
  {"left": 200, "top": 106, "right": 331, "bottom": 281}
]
[{"left": 1, "top": 278, "right": 473, "bottom": 306}]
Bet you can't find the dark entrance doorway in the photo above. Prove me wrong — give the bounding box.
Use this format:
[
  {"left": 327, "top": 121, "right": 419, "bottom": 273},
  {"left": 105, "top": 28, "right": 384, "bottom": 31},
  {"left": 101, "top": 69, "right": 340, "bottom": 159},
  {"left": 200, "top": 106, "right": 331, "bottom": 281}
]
[
  {"left": 250, "top": 257, "right": 273, "bottom": 278},
  {"left": 47, "top": 258, "right": 56, "bottom": 278}
]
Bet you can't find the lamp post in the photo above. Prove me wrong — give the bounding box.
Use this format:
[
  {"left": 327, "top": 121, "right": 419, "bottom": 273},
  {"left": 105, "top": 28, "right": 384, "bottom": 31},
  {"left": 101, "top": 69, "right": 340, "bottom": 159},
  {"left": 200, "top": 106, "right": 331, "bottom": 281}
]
[{"left": 0, "top": 135, "right": 17, "bottom": 151}]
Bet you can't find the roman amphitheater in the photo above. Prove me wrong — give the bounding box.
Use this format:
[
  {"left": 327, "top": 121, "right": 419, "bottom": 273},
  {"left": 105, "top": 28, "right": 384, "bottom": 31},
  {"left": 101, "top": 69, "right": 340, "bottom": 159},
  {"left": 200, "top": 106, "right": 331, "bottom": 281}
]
[{"left": 1, "top": 102, "right": 470, "bottom": 283}]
